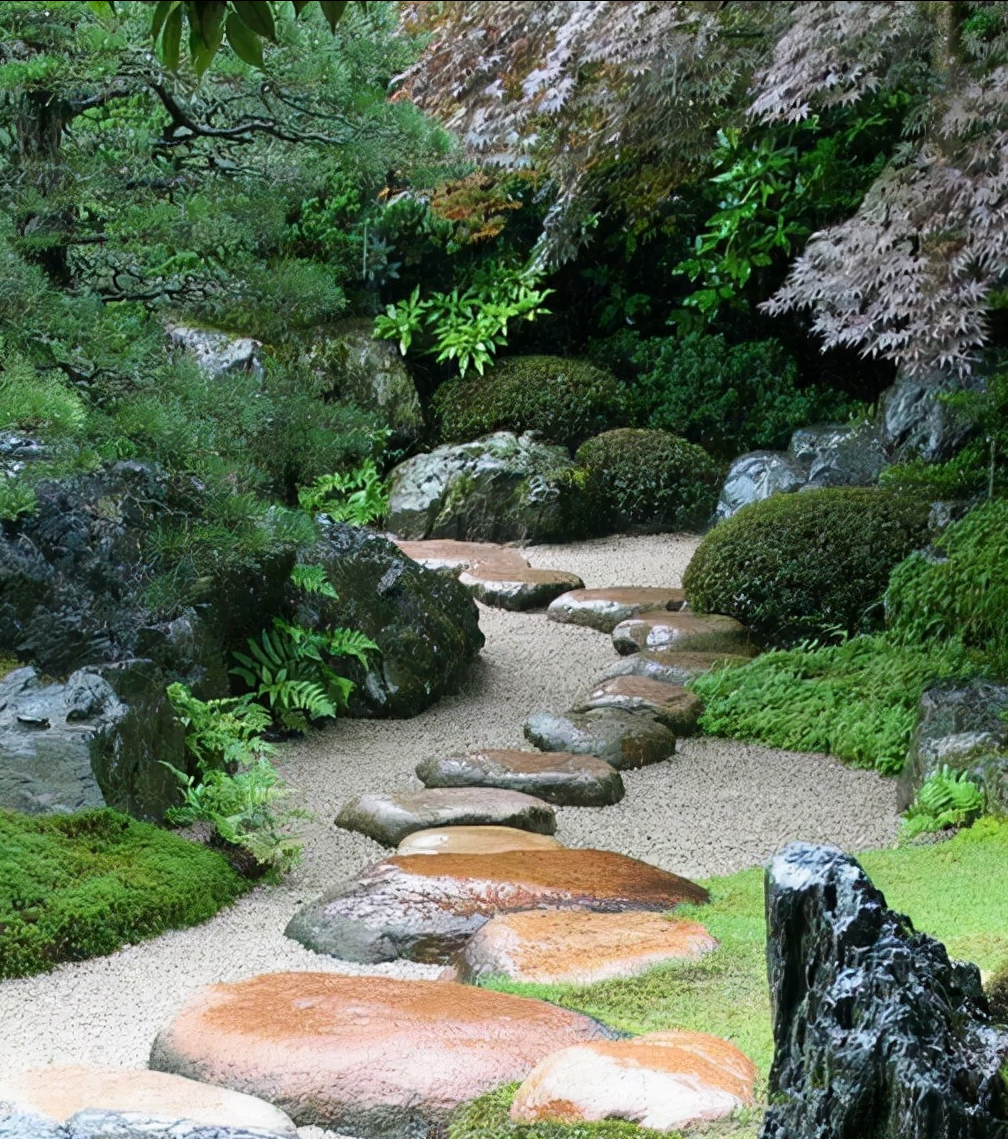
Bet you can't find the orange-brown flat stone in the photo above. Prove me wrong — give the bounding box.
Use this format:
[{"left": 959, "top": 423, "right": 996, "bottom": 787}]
[
  {"left": 397, "top": 825, "right": 564, "bottom": 856},
  {"left": 461, "top": 911, "right": 718, "bottom": 985},
  {"left": 285, "top": 849, "right": 708, "bottom": 964},
  {"left": 415, "top": 749, "right": 624, "bottom": 806},
  {"left": 572, "top": 677, "right": 703, "bottom": 734},
  {"left": 548, "top": 587, "right": 686, "bottom": 633},
  {"left": 149, "top": 973, "right": 611, "bottom": 1136},
  {"left": 395, "top": 538, "right": 527, "bottom": 575},
  {"left": 613, "top": 611, "right": 751, "bottom": 656},
  {"left": 510, "top": 1030, "right": 757, "bottom": 1131}
]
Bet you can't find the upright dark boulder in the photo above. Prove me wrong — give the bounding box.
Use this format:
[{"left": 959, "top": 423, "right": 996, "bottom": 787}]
[{"left": 762, "top": 842, "right": 1008, "bottom": 1139}]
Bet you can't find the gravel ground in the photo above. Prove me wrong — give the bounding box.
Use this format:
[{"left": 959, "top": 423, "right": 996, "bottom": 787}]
[{"left": 0, "top": 532, "right": 900, "bottom": 1119}]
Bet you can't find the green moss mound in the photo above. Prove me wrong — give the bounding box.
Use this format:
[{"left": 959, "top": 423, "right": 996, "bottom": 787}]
[
  {"left": 684, "top": 487, "right": 933, "bottom": 643},
  {"left": 0, "top": 808, "right": 247, "bottom": 979},
  {"left": 434, "top": 356, "right": 627, "bottom": 449},
  {"left": 575, "top": 428, "right": 721, "bottom": 533}
]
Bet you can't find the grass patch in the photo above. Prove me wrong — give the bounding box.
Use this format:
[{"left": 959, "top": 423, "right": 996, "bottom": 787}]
[
  {"left": 0, "top": 654, "right": 17, "bottom": 680},
  {"left": 0, "top": 808, "right": 247, "bottom": 979},
  {"left": 452, "top": 819, "right": 1008, "bottom": 1139}
]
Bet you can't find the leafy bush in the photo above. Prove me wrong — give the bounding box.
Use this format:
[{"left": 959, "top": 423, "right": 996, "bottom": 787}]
[
  {"left": 165, "top": 682, "right": 274, "bottom": 770},
  {"left": 633, "top": 333, "right": 856, "bottom": 459},
  {"left": 886, "top": 500, "right": 1008, "bottom": 676},
  {"left": 690, "top": 635, "right": 977, "bottom": 775},
  {"left": 434, "top": 356, "right": 628, "bottom": 450},
  {"left": 902, "top": 766, "right": 986, "bottom": 841},
  {"left": 0, "top": 808, "right": 245, "bottom": 979},
  {"left": 0, "top": 351, "right": 86, "bottom": 437},
  {"left": 298, "top": 458, "right": 389, "bottom": 525},
  {"left": 684, "top": 487, "right": 933, "bottom": 643},
  {"left": 574, "top": 428, "right": 721, "bottom": 533}
]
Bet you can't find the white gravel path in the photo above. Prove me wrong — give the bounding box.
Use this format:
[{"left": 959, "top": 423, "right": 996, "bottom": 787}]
[{"left": 0, "top": 532, "right": 900, "bottom": 1112}]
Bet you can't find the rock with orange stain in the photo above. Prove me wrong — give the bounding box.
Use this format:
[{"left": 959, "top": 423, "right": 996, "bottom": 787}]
[
  {"left": 612, "top": 611, "right": 750, "bottom": 656},
  {"left": 509, "top": 1030, "right": 757, "bottom": 1132},
  {"left": 547, "top": 587, "right": 686, "bottom": 633},
  {"left": 571, "top": 677, "right": 703, "bottom": 734},
  {"left": 149, "top": 973, "right": 613, "bottom": 1137},
  {"left": 396, "top": 824, "right": 564, "bottom": 856},
  {"left": 285, "top": 849, "right": 708, "bottom": 964},
  {"left": 460, "top": 910, "right": 718, "bottom": 985}
]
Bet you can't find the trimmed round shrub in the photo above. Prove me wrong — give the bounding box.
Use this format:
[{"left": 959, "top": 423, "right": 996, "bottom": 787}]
[
  {"left": 683, "top": 487, "right": 933, "bottom": 642},
  {"left": 575, "top": 428, "right": 721, "bottom": 533},
  {"left": 434, "top": 355, "right": 627, "bottom": 450}
]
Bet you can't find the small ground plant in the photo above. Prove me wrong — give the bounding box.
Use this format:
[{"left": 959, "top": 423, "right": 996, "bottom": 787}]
[{"left": 901, "top": 766, "right": 986, "bottom": 841}]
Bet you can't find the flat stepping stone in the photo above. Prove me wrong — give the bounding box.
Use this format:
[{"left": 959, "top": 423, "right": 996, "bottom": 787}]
[
  {"left": 397, "top": 825, "right": 564, "bottom": 856},
  {"left": 395, "top": 538, "right": 527, "bottom": 575},
  {"left": 149, "top": 973, "right": 611, "bottom": 1137},
  {"left": 602, "top": 649, "right": 755, "bottom": 685},
  {"left": 548, "top": 587, "right": 685, "bottom": 633},
  {"left": 285, "top": 849, "right": 709, "bottom": 964},
  {"left": 571, "top": 677, "right": 703, "bottom": 734},
  {"left": 415, "top": 749, "right": 624, "bottom": 807},
  {"left": 524, "top": 709, "right": 675, "bottom": 770},
  {"left": 0, "top": 1066, "right": 295, "bottom": 1136},
  {"left": 613, "top": 611, "right": 751, "bottom": 655},
  {"left": 460, "top": 911, "right": 718, "bottom": 985},
  {"left": 335, "top": 787, "right": 556, "bottom": 847},
  {"left": 510, "top": 1029, "right": 757, "bottom": 1131}
]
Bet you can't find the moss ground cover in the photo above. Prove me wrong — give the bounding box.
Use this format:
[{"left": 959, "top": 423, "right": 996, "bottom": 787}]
[
  {"left": 452, "top": 818, "right": 1008, "bottom": 1139},
  {"left": 0, "top": 808, "right": 247, "bottom": 979}
]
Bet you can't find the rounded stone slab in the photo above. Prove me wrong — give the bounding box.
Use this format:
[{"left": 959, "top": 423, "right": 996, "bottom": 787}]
[
  {"left": 601, "top": 649, "right": 755, "bottom": 685},
  {"left": 397, "top": 825, "right": 564, "bottom": 856},
  {"left": 335, "top": 787, "right": 556, "bottom": 847},
  {"left": 571, "top": 677, "right": 703, "bottom": 734},
  {"left": 612, "top": 611, "right": 751, "bottom": 656},
  {"left": 415, "top": 749, "right": 625, "bottom": 807},
  {"left": 460, "top": 911, "right": 718, "bottom": 986},
  {"left": 149, "top": 972, "right": 611, "bottom": 1138},
  {"left": 285, "top": 849, "right": 709, "bottom": 964},
  {"left": 547, "top": 587, "right": 686, "bottom": 633},
  {"left": 509, "top": 1030, "right": 757, "bottom": 1132},
  {"left": 524, "top": 709, "right": 675, "bottom": 770},
  {"left": 0, "top": 1066, "right": 295, "bottom": 1136}
]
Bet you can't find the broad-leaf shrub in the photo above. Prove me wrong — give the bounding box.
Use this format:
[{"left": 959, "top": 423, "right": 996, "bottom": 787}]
[{"left": 684, "top": 487, "right": 933, "bottom": 643}]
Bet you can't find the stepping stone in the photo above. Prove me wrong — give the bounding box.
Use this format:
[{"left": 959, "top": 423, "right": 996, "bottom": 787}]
[
  {"left": 397, "top": 825, "right": 564, "bottom": 856},
  {"left": 285, "top": 849, "right": 709, "bottom": 964},
  {"left": 571, "top": 677, "right": 703, "bottom": 734},
  {"left": 0, "top": 1066, "right": 295, "bottom": 1136},
  {"left": 395, "top": 538, "right": 525, "bottom": 575},
  {"left": 602, "top": 649, "right": 755, "bottom": 685},
  {"left": 524, "top": 709, "right": 675, "bottom": 770},
  {"left": 149, "top": 973, "right": 612, "bottom": 1137},
  {"left": 460, "top": 911, "right": 718, "bottom": 985},
  {"left": 509, "top": 1030, "right": 757, "bottom": 1131},
  {"left": 415, "top": 749, "right": 625, "bottom": 807},
  {"left": 547, "top": 587, "right": 685, "bottom": 633},
  {"left": 335, "top": 787, "right": 556, "bottom": 847},
  {"left": 613, "top": 611, "right": 751, "bottom": 655}
]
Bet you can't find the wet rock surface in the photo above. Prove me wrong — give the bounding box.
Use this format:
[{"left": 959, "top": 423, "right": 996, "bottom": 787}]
[
  {"left": 600, "top": 649, "right": 755, "bottom": 685},
  {"left": 880, "top": 369, "right": 976, "bottom": 464},
  {"left": 571, "top": 676, "right": 703, "bottom": 734},
  {"left": 285, "top": 849, "right": 708, "bottom": 964},
  {"left": 396, "top": 825, "right": 564, "bottom": 856},
  {"left": 762, "top": 842, "right": 1008, "bottom": 1139},
  {"left": 148, "top": 973, "right": 612, "bottom": 1138},
  {"left": 415, "top": 748, "right": 625, "bottom": 807},
  {"left": 523, "top": 709, "right": 675, "bottom": 769},
  {"left": 612, "top": 611, "right": 750, "bottom": 656},
  {"left": 547, "top": 587, "right": 685, "bottom": 632},
  {"left": 795, "top": 421, "right": 887, "bottom": 489},
  {"left": 715, "top": 451, "right": 809, "bottom": 521}
]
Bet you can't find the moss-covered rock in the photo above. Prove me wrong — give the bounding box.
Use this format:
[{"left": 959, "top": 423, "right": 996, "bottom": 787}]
[{"left": 434, "top": 356, "right": 627, "bottom": 450}]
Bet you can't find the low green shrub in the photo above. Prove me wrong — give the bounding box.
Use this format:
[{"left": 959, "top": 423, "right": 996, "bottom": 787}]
[
  {"left": 633, "top": 333, "right": 856, "bottom": 460},
  {"left": 901, "top": 766, "right": 986, "bottom": 841},
  {"left": 684, "top": 487, "right": 933, "bottom": 643},
  {"left": 0, "top": 808, "right": 245, "bottom": 979},
  {"left": 886, "top": 499, "right": 1008, "bottom": 676},
  {"left": 575, "top": 428, "right": 721, "bottom": 533},
  {"left": 434, "top": 356, "right": 628, "bottom": 450},
  {"left": 690, "top": 635, "right": 976, "bottom": 775},
  {"left": 0, "top": 350, "right": 87, "bottom": 437}
]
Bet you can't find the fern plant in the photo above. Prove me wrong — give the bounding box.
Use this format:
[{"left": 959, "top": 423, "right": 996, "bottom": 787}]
[
  {"left": 166, "top": 682, "right": 274, "bottom": 770},
  {"left": 902, "top": 766, "right": 986, "bottom": 841},
  {"left": 298, "top": 459, "right": 389, "bottom": 526},
  {"left": 290, "top": 562, "right": 338, "bottom": 599}
]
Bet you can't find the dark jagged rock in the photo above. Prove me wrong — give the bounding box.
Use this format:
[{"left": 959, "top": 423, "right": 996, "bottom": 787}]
[
  {"left": 715, "top": 451, "right": 809, "bottom": 520},
  {"left": 879, "top": 369, "right": 977, "bottom": 465},
  {"left": 791, "top": 421, "right": 888, "bottom": 489},
  {"left": 762, "top": 842, "right": 1008, "bottom": 1139}
]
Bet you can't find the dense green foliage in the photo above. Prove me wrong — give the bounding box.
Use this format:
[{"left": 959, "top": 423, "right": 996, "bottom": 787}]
[
  {"left": 434, "top": 356, "right": 628, "bottom": 450},
  {"left": 0, "top": 808, "right": 245, "bottom": 979},
  {"left": 684, "top": 488, "right": 933, "bottom": 643},
  {"left": 575, "top": 428, "right": 721, "bottom": 533},
  {"left": 690, "top": 636, "right": 976, "bottom": 776},
  {"left": 902, "top": 767, "right": 987, "bottom": 841}
]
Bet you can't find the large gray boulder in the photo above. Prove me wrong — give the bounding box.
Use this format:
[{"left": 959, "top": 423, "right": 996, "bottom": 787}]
[
  {"left": 897, "top": 680, "right": 1008, "bottom": 812},
  {"left": 167, "top": 325, "right": 263, "bottom": 380},
  {"left": 386, "top": 432, "right": 579, "bottom": 543},
  {"left": 715, "top": 450, "right": 809, "bottom": 520},
  {"left": 879, "top": 369, "right": 977, "bottom": 464},
  {"left": 792, "top": 420, "right": 888, "bottom": 489},
  {"left": 762, "top": 842, "right": 1008, "bottom": 1139}
]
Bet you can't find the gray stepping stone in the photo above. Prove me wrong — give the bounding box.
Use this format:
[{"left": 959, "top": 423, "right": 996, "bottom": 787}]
[
  {"left": 524, "top": 710, "right": 675, "bottom": 770},
  {"left": 601, "top": 650, "right": 755, "bottom": 685},
  {"left": 335, "top": 788, "right": 556, "bottom": 847},
  {"left": 612, "top": 611, "right": 750, "bottom": 655},
  {"left": 547, "top": 587, "right": 685, "bottom": 633},
  {"left": 459, "top": 566, "right": 584, "bottom": 611},
  {"left": 570, "top": 677, "right": 703, "bottom": 734},
  {"left": 415, "top": 749, "right": 624, "bottom": 807}
]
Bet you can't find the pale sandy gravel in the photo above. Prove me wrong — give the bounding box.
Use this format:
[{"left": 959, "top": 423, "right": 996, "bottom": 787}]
[{"left": 0, "top": 531, "right": 900, "bottom": 1126}]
